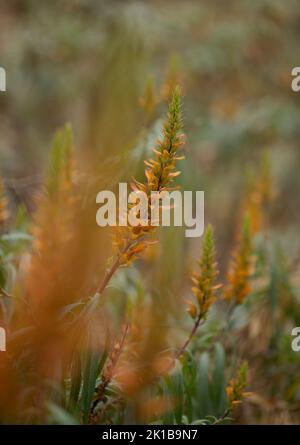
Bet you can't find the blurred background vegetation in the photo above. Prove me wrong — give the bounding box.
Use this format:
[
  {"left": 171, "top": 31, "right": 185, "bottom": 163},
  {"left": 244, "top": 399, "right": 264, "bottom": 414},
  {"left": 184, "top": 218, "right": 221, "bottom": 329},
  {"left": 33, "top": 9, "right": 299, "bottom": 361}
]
[{"left": 0, "top": 0, "right": 300, "bottom": 424}]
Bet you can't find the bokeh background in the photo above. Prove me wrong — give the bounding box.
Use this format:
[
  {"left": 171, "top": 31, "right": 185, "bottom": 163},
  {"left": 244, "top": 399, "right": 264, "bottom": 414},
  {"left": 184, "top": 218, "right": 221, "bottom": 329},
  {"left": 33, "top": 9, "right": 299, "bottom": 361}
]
[{"left": 0, "top": 0, "right": 300, "bottom": 424}]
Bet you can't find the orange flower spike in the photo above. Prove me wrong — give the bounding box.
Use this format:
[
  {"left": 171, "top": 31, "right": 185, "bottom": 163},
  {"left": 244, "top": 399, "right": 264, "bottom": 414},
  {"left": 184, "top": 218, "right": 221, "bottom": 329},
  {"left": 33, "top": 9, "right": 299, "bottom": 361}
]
[
  {"left": 145, "top": 85, "right": 184, "bottom": 194},
  {"left": 226, "top": 362, "right": 250, "bottom": 409},
  {"left": 176, "top": 226, "right": 220, "bottom": 360},
  {"left": 225, "top": 215, "right": 253, "bottom": 305},
  {"left": 244, "top": 151, "right": 274, "bottom": 235},
  {"left": 0, "top": 178, "right": 9, "bottom": 227},
  {"left": 118, "top": 86, "right": 185, "bottom": 266},
  {"left": 191, "top": 224, "right": 220, "bottom": 318}
]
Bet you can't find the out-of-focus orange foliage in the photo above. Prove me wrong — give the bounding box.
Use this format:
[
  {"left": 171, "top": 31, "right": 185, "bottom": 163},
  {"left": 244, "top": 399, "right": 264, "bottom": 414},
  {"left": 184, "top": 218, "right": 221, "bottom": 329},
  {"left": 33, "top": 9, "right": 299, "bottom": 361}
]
[
  {"left": 0, "top": 126, "right": 115, "bottom": 422},
  {"left": 0, "top": 178, "right": 9, "bottom": 228}
]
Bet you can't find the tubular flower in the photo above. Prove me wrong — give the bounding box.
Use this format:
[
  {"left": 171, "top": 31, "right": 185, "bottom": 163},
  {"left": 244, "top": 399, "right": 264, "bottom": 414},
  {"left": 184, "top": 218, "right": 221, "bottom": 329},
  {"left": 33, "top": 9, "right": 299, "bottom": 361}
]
[
  {"left": 190, "top": 225, "right": 220, "bottom": 319},
  {"left": 115, "top": 86, "right": 185, "bottom": 266},
  {"left": 225, "top": 215, "right": 253, "bottom": 305}
]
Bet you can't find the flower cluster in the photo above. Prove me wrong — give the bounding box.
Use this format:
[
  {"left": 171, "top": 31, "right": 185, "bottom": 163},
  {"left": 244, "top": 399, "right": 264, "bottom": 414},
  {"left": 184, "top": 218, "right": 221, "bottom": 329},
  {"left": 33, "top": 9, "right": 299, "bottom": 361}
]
[
  {"left": 114, "top": 86, "right": 185, "bottom": 266},
  {"left": 225, "top": 216, "right": 253, "bottom": 305},
  {"left": 244, "top": 151, "right": 274, "bottom": 235},
  {"left": 226, "top": 362, "right": 250, "bottom": 409},
  {"left": 189, "top": 225, "right": 220, "bottom": 319}
]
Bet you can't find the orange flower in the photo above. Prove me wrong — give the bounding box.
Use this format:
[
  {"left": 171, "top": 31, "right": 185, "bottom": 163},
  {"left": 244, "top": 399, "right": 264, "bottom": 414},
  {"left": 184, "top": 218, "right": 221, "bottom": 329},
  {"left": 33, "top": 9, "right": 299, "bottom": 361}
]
[
  {"left": 191, "top": 224, "right": 220, "bottom": 318},
  {"left": 0, "top": 178, "right": 9, "bottom": 228},
  {"left": 243, "top": 151, "right": 274, "bottom": 235},
  {"left": 226, "top": 362, "right": 251, "bottom": 409},
  {"left": 114, "top": 86, "right": 185, "bottom": 266},
  {"left": 225, "top": 215, "right": 253, "bottom": 305}
]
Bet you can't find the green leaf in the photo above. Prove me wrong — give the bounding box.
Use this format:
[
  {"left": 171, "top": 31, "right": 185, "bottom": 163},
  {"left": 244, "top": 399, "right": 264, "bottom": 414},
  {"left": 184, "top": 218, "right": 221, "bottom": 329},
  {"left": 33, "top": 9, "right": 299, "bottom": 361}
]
[
  {"left": 196, "top": 352, "right": 211, "bottom": 419},
  {"left": 81, "top": 351, "right": 99, "bottom": 423},
  {"left": 211, "top": 343, "right": 227, "bottom": 415},
  {"left": 80, "top": 330, "right": 106, "bottom": 424},
  {"left": 160, "top": 378, "right": 174, "bottom": 425},
  {"left": 68, "top": 353, "right": 82, "bottom": 411},
  {"left": 171, "top": 371, "right": 184, "bottom": 425}
]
